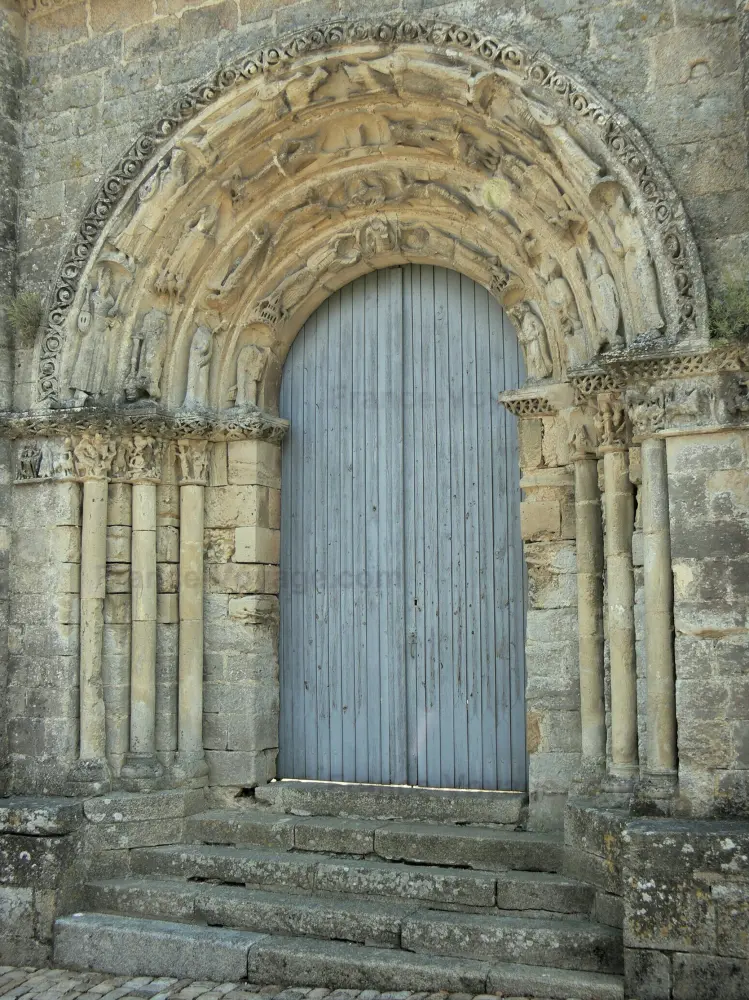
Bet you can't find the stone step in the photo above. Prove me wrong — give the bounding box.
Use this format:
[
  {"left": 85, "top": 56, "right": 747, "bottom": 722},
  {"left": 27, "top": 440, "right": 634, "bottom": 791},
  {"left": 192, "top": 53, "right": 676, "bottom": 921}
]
[
  {"left": 187, "top": 809, "right": 563, "bottom": 872},
  {"left": 254, "top": 779, "right": 526, "bottom": 826},
  {"left": 131, "top": 844, "right": 589, "bottom": 913},
  {"left": 84, "top": 874, "right": 599, "bottom": 949},
  {"left": 246, "top": 935, "right": 625, "bottom": 1000},
  {"left": 53, "top": 912, "right": 261, "bottom": 980},
  {"left": 401, "top": 908, "right": 623, "bottom": 974},
  {"left": 54, "top": 913, "right": 624, "bottom": 999},
  {"left": 84, "top": 878, "right": 416, "bottom": 947}
]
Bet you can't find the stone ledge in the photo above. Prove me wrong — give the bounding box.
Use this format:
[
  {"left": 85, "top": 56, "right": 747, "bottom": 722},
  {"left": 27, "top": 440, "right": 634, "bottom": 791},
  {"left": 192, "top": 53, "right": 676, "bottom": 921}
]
[{"left": 0, "top": 796, "right": 83, "bottom": 835}]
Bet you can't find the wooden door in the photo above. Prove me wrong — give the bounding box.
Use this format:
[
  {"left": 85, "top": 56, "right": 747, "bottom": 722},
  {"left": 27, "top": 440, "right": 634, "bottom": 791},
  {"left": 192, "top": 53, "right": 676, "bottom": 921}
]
[{"left": 279, "top": 265, "right": 526, "bottom": 790}]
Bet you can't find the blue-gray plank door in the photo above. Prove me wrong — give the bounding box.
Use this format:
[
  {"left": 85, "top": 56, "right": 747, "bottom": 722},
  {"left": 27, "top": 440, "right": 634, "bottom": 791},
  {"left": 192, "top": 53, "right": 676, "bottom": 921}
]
[{"left": 279, "top": 265, "right": 526, "bottom": 790}]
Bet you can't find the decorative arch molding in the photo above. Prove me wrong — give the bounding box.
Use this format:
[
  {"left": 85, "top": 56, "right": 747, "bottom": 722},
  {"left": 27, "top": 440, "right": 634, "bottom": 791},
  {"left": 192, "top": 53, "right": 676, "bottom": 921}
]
[{"left": 35, "top": 16, "right": 707, "bottom": 411}]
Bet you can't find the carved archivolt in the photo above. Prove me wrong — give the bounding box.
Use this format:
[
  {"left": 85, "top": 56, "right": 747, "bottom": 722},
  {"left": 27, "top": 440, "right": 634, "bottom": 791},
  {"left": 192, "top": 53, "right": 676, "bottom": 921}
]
[{"left": 35, "top": 18, "right": 707, "bottom": 412}]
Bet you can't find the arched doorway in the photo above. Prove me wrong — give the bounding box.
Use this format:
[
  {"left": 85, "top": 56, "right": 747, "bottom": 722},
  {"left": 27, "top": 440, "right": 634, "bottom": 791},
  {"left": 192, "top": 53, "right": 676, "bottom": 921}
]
[{"left": 279, "top": 265, "right": 526, "bottom": 791}]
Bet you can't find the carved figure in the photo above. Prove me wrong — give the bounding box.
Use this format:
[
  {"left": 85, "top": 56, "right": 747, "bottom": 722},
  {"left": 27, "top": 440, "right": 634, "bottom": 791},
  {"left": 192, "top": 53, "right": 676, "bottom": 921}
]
[
  {"left": 606, "top": 191, "right": 664, "bottom": 338},
  {"left": 569, "top": 423, "right": 596, "bottom": 459},
  {"left": 17, "top": 443, "right": 42, "bottom": 481},
  {"left": 595, "top": 395, "right": 628, "bottom": 449},
  {"left": 516, "top": 94, "right": 604, "bottom": 193},
  {"left": 53, "top": 438, "right": 76, "bottom": 478},
  {"left": 386, "top": 117, "right": 455, "bottom": 150},
  {"left": 124, "top": 309, "right": 169, "bottom": 403},
  {"left": 253, "top": 66, "right": 330, "bottom": 114},
  {"left": 177, "top": 439, "right": 210, "bottom": 484},
  {"left": 73, "top": 432, "right": 117, "bottom": 479},
  {"left": 204, "top": 224, "right": 273, "bottom": 311},
  {"left": 125, "top": 434, "right": 163, "bottom": 482},
  {"left": 68, "top": 270, "right": 117, "bottom": 405},
  {"left": 510, "top": 303, "right": 553, "bottom": 380},
  {"left": 183, "top": 324, "right": 216, "bottom": 410},
  {"left": 728, "top": 377, "right": 749, "bottom": 416},
  {"left": 628, "top": 388, "right": 666, "bottom": 435},
  {"left": 234, "top": 344, "right": 270, "bottom": 407},
  {"left": 540, "top": 257, "right": 586, "bottom": 369},
  {"left": 154, "top": 205, "right": 218, "bottom": 307},
  {"left": 583, "top": 236, "right": 622, "bottom": 351}
]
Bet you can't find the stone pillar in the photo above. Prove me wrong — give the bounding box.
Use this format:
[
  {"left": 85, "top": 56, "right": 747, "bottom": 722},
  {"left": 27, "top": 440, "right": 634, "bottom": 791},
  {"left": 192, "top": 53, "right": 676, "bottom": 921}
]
[
  {"left": 174, "top": 439, "right": 209, "bottom": 786},
  {"left": 641, "top": 435, "right": 678, "bottom": 797},
  {"left": 122, "top": 436, "right": 164, "bottom": 790},
  {"left": 571, "top": 425, "right": 606, "bottom": 787},
  {"left": 597, "top": 394, "right": 638, "bottom": 788},
  {"left": 68, "top": 433, "right": 117, "bottom": 794}
]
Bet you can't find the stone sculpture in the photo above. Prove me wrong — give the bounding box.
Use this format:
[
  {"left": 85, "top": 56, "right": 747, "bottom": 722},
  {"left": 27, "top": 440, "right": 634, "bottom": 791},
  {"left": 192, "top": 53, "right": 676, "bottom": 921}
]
[
  {"left": 124, "top": 309, "right": 169, "bottom": 403},
  {"left": 511, "top": 302, "right": 553, "bottom": 379},
  {"left": 182, "top": 324, "right": 216, "bottom": 410},
  {"left": 67, "top": 270, "right": 118, "bottom": 406},
  {"left": 583, "top": 235, "right": 622, "bottom": 352},
  {"left": 606, "top": 190, "right": 664, "bottom": 338},
  {"left": 234, "top": 344, "right": 270, "bottom": 407}
]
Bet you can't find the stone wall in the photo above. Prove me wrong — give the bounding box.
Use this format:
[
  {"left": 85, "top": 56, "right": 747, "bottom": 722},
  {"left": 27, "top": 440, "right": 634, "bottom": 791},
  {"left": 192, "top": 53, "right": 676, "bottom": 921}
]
[
  {"left": 16, "top": 0, "right": 749, "bottom": 402},
  {"left": 669, "top": 429, "right": 749, "bottom": 819}
]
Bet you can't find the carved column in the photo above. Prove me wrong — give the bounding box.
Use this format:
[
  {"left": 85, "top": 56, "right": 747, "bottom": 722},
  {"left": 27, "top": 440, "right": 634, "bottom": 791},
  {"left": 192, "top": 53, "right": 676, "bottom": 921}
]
[
  {"left": 641, "top": 434, "right": 678, "bottom": 795},
  {"left": 68, "top": 432, "right": 116, "bottom": 794},
  {"left": 122, "top": 435, "right": 165, "bottom": 790},
  {"left": 597, "top": 394, "right": 639, "bottom": 788},
  {"left": 570, "top": 423, "right": 606, "bottom": 787},
  {"left": 174, "top": 439, "right": 210, "bottom": 786}
]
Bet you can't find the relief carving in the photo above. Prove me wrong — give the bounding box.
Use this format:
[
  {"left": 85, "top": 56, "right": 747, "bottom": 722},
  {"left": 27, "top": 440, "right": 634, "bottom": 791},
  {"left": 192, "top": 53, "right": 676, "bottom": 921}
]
[
  {"left": 627, "top": 387, "right": 666, "bottom": 437},
  {"left": 539, "top": 256, "right": 586, "bottom": 369},
  {"left": 204, "top": 223, "right": 273, "bottom": 312},
  {"left": 582, "top": 234, "right": 622, "bottom": 352},
  {"left": 594, "top": 394, "right": 629, "bottom": 450},
  {"left": 66, "top": 270, "right": 119, "bottom": 406},
  {"left": 74, "top": 432, "right": 117, "bottom": 480},
  {"left": 124, "top": 434, "right": 164, "bottom": 482},
  {"left": 233, "top": 344, "right": 270, "bottom": 407},
  {"left": 183, "top": 323, "right": 218, "bottom": 410},
  {"left": 154, "top": 205, "right": 218, "bottom": 308},
  {"left": 568, "top": 422, "right": 597, "bottom": 460},
  {"left": 515, "top": 93, "right": 604, "bottom": 193},
  {"left": 177, "top": 439, "right": 211, "bottom": 485},
  {"left": 17, "top": 443, "right": 42, "bottom": 482},
  {"left": 124, "top": 309, "right": 169, "bottom": 403},
  {"left": 509, "top": 302, "right": 553, "bottom": 380},
  {"left": 600, "top": 186, "right": 664, "bottom": 339}
]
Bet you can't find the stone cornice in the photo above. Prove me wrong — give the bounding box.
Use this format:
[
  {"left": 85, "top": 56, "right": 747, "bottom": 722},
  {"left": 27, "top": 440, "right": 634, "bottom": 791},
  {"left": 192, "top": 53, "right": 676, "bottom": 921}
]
[
  {"left": 0, "top": 403, "right": 289, "bottom": 443},
  {"left": 570, "top": 343, "right": 749, "bottom": 400},
  {"left": 498, "top": 382, "right": 574, "bottom": 417}
]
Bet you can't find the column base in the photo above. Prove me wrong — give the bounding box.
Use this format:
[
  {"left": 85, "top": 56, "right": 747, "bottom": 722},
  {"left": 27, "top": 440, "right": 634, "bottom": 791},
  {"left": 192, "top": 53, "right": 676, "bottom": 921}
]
[
  {"left": 120, "top": 752, "right": 165, "bottom": 792},
  {"left": 601, "top": 767, "right": 638, "bottom": 806},
  {"left": 66, "top": 757, "right": 111, "bottom": 797},
  {"left": 171, "top": 752, "right": 209, "bottom": 788},
  {"left": 570, "top": 757, "right": 607, "bottom": 796},
  {"left": 633, "top": 771, "right": 678, "bottom": 816}
]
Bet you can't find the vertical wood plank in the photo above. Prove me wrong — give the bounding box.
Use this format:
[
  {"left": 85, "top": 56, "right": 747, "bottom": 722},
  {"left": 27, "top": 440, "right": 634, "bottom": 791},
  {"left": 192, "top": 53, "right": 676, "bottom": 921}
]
[
  {"left": 327, "top": 291, "right": 343, "bottom": 782},
  {"left": 351, "top": 276, "right": 369, "bottom": 781},
  {"left": 339, "top": 281, "right": 355, "bottom": 782}
]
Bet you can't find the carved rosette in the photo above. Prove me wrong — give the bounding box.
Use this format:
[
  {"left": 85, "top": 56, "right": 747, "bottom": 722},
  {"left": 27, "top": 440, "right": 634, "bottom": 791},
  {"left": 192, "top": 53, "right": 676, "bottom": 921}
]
[{"left": 177, "top": 439, "right": 211, "bottom": 486}]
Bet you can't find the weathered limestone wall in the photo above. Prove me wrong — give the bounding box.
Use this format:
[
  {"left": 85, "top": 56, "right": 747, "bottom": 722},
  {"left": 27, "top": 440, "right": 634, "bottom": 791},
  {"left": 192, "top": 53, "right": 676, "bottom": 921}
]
[
  {"left": 0, "top": 0, "right": 21, "bottom": 793},
  {"left": 669, "top": 429, "right": 749, "bottom": 819},
  {"left": 517, "top": 412, "right": 580, "bottom": 830},
  {"left": 203, "top": 439, "right": 280, "bottom": 788}
]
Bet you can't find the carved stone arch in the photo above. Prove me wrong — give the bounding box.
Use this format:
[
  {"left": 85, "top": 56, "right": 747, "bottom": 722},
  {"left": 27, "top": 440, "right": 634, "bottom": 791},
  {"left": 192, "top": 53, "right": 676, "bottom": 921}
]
[{"left": 35, "top": 16, "right": 707, "bottom": 410}]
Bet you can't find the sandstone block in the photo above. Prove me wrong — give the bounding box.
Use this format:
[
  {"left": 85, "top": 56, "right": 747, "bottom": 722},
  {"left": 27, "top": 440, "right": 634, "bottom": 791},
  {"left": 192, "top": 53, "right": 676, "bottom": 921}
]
[
  {"left": 157, "top": 593, "right": 179, "bottom": 624},
  {"left": 205, "top": 484, "right": 268, "bottom": 528},
  {"left": 205, "top": 528, "right": 235, "bottom": 563},
  {"left": 157, "top": 562, "right": 178, "bottom": 593},
  {"left": 207, "top": 563, "right": 266, "bottom": 595},
  {"left": 206, "top": 748, "right": 277, "bottom": 786},
  {"left": 228, "top": 440, "right": 281, "bottom": 489},
  {"left": 520, "top": 500, "right": 560, "bottom": 541},
  {"left": 106, "top": 525, "right": 131, "bottom": 563},
  {"left": 107, "top": 483, "right": 132, "bottom": 526},
  {"left": 672, "top": 952, "right": 749, "bottom": 1000},
  {"left": 157, "top": 525, "right": 179, "bottom": 563}
]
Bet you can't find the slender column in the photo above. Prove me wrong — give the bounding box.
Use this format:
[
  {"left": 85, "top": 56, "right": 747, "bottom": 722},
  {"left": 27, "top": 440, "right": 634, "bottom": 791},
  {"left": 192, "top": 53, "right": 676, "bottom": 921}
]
[
  {"left": 174, "top": 439, "right": 209, "bottom": 786},
  {"left": 67, "top": 433, "right": 117, "bottom": 793},
  {"left": 571, "top": 426, "right": 606, "bottom": 787},
  {"left": 641, "top": 436, "right": 678, "bottom": 787},
  {"left": 598, "top": 395, "right": 638, "bottom": 786},
  {"left": 122, "top": 436, "right": 164, "bottom": 790}
]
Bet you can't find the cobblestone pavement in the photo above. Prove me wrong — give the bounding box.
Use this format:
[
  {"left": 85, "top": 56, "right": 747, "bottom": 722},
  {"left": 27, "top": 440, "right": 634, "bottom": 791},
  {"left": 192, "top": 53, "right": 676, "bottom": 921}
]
[{"left": 0, "top": 968, "right": 582, "bottom": 1000}]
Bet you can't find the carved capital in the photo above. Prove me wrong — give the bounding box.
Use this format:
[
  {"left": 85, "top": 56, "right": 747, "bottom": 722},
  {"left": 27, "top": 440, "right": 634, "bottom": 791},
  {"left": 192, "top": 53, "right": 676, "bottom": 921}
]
[
  {"left": 177, "top": 439, "right": 210, "bottom": 486},
  {"left": 73, "top": 432, "right": 117, "bottom": 481},
  {"left": 594, "top": 392, "right": 630, "bottom": 452},
  {"left": 121, "top": 434, "right": 165, "bottom": 483}
]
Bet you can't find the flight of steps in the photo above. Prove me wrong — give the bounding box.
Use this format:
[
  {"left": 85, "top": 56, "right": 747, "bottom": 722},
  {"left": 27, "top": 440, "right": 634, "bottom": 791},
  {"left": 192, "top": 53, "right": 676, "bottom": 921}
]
[{"left": 54, "top": 781, "right": 623, "bottom": 1000}]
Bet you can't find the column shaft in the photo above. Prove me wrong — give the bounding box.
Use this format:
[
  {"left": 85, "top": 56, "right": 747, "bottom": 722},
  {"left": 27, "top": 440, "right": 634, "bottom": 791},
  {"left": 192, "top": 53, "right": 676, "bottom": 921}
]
[
  {"left": 79, "top": 478, "right": 108, "bottom": 761},
  {"left": 642, "top": 437, "right": 677, "bottom": 777},
  {"left": 130, "top": 482, "right": 158, "bottom": 756},
  {"left": 604, "top": 448, "right": 639, "bottom": 778},
  {"left": 179, "top": 484, "right": 204, "bottom": 755},
  {"left": 574, "top": 457, "right": 606, "bottom": 769}
]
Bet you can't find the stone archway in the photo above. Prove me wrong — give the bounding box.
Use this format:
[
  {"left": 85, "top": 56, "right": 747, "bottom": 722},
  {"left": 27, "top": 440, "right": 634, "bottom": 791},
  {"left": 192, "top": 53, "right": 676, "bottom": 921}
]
[{"left": 16, "top": 17, "right": 708, "bottom": 813}]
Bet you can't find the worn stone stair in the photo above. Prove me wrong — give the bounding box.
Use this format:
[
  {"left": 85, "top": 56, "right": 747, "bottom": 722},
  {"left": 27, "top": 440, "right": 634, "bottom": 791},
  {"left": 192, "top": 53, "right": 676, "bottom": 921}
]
[{"left": 54, "top": 781, "right": 624, "bottom": 999}]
